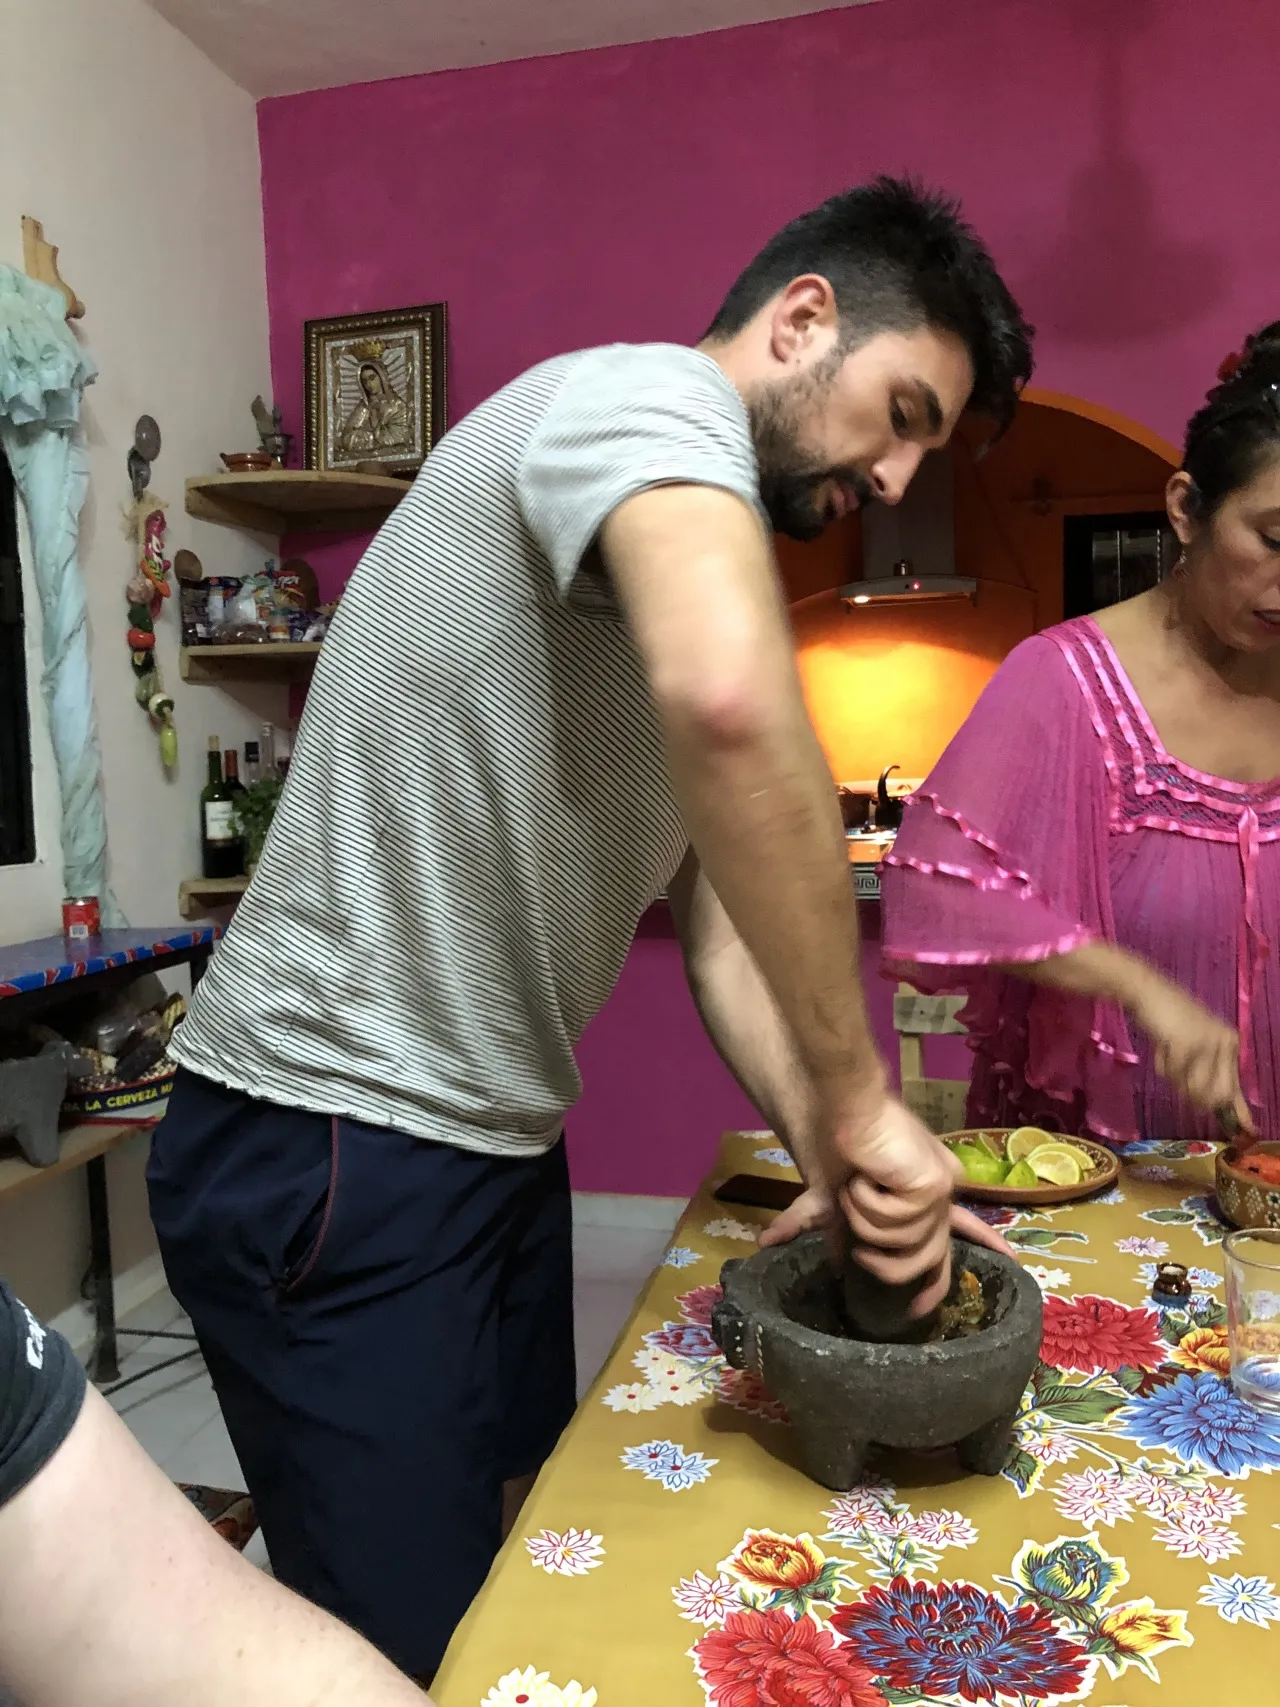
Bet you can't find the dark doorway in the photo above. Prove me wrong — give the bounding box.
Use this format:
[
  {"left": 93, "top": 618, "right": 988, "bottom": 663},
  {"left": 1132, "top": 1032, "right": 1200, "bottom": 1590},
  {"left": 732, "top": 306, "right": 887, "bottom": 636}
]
[{"left": 1063, "top": 510, "right": 1178, "bottom": 620}]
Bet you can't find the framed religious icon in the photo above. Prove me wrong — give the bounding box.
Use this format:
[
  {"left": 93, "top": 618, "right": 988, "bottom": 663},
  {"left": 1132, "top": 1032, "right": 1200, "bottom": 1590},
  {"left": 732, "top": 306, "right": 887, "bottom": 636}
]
[{"left": 303, "top": 302, "right": 447, "bottom": 477}]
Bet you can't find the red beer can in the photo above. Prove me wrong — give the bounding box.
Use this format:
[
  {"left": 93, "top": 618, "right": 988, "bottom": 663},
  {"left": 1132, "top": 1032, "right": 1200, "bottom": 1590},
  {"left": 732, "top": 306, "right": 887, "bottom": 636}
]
[{"left": 62, "top": 896, "right": 101, "bottom": 941}]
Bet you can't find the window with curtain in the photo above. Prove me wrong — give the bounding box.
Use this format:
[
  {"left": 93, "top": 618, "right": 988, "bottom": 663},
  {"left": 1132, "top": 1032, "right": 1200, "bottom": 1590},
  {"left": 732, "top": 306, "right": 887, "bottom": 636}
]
[{"left": 0, "top": 451, "right": 35, "bottom": 867}]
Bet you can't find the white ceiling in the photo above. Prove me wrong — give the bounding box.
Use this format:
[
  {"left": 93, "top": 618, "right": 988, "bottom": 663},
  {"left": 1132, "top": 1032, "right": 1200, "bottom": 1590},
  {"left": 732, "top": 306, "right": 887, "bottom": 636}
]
[{"left": 144, "top": 0, "right": 884, "bottom": 99}]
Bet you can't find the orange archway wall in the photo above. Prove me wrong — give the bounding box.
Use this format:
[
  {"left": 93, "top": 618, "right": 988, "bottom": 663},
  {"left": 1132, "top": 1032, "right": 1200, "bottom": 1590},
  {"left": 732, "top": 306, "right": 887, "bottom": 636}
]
[{"left": 781, "top": 394, "right": 1179, "bottom": 784}]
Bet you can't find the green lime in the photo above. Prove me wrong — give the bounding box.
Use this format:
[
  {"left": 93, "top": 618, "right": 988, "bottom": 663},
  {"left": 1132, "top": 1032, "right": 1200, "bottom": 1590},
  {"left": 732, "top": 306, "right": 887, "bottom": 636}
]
[
  {"left": 1004, "top": 1160, "right": 1038, "bottom": 1190},
  {"left": 973, "top": 1131, "right": 1006, "bottom": 1163},
  {"left": 955, "top": 1144, "right": 1008, "bottom": 1186}
]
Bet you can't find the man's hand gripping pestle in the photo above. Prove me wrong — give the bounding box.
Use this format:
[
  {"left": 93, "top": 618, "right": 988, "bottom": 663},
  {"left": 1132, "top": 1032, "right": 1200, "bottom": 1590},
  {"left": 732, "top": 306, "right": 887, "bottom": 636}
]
[{"left": 838, "top": 1201, "right": 945, "bottom": 1345}]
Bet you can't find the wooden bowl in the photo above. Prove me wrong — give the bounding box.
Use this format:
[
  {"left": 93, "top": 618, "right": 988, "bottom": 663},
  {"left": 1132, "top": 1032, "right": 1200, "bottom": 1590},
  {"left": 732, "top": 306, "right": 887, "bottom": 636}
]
[
  {"left": 1215, "top": 1142, "right": 1280, "bottom": 1229},
  {"left": 220, "top": 451, "right": 273, "bottom": 472},
  {"left": 944, "top": 1128, "right": 1121, "bottom": 1206}
]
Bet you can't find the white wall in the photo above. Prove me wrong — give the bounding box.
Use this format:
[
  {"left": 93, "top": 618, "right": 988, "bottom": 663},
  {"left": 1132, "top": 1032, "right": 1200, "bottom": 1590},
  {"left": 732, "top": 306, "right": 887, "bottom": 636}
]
[{"left": 0, "top": 0, "right": 277, "bottom": 1315}]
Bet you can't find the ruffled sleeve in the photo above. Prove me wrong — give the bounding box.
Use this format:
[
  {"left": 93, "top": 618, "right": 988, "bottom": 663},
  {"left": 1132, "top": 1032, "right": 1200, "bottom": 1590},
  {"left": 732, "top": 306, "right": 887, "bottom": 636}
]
[{"left": 880, "top": 631, "right": 1140, "bottom": 1142}]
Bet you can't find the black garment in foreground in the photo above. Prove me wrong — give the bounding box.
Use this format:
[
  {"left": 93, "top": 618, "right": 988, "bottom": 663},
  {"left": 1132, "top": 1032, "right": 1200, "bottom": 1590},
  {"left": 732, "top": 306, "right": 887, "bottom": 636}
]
[{"left": 0, "top": 1275, "right": 86, "bottom": 1508}]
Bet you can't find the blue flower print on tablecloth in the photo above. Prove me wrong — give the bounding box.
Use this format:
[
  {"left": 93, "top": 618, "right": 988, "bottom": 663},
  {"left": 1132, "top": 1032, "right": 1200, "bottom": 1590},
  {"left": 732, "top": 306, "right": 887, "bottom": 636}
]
[
  {"left": 1198, "top": 1572, "right": 1280, "bottom": 1627},
  {"left": 753, "top": 1146, "right": 793, "bottom": 1168},
  {"left": 832, "top": 1575, "right": 1094, "bottom": 1703},
  {"left": 621, "top": 1438, "right": 716, "bottom": 1491},
  {"left": 663, "top": 1246, "right": 701, "bottom": 1269},
  {"left": 1117, "top": 1372, "right": 1280, "bottom": 1476}
]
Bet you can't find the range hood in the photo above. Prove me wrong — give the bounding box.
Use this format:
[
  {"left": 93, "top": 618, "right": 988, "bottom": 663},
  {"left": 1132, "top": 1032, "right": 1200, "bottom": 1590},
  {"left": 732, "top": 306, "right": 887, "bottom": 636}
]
[{"left": 840, "top": 449, "right": 976, "bottom": 609}]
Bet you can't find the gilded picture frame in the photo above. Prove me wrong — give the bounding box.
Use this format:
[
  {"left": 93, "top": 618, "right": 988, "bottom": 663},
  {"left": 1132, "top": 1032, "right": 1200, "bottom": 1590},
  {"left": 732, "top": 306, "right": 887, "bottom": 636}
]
[{"left": 303, "top": 302, "right": 447, "bottom": 477}]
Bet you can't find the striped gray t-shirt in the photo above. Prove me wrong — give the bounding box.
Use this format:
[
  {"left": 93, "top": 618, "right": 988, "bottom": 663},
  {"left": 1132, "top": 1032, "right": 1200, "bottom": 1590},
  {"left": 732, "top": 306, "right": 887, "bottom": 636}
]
[{"left": 173, "top": 343, "right": 764, "bottom": 1155}]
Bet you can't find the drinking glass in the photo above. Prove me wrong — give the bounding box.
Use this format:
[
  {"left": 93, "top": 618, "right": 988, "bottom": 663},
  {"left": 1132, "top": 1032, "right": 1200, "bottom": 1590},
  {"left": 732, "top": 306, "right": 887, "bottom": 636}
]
[{"left": 1224, "top": 1228, "right": 1280, "bottom": 1412}]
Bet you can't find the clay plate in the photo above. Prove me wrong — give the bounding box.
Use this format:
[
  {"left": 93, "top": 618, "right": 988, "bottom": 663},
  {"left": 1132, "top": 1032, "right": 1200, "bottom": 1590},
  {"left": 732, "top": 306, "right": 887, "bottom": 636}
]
[
  {"left": 944, "top": 1128, "right": 1120, "bottom": 1206},
  {"left": 1215, "top": 1141, "right": 1280, "bottom": 1230}
]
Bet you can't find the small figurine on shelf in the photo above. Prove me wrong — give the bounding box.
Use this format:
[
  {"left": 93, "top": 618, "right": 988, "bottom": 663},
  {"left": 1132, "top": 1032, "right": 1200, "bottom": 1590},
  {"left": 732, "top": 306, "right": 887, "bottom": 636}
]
[{"left": 121, "top": 416, "right": 178, "bottom": 770}]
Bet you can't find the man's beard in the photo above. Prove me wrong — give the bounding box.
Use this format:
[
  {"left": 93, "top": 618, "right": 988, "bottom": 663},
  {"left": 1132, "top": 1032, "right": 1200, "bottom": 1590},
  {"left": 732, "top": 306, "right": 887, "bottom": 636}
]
[{"left": 747, "top": 373, "right": 874, "bottom": 542}]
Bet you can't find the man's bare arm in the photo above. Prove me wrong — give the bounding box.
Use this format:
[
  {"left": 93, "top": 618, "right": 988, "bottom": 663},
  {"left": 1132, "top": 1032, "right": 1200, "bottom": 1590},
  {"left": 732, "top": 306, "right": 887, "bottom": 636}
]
[
  {"left": 667, "top": 845, "right": 814, "bottom": 1152},
  {"left": 0, "top": 1383, "right": 434, "bottom": 1707},
  {"left": 603, "top": 484, "right": 958, "bottom": 1307},
  {"left": 603, "top": 484, "right": 878, "bottom": 1104},
  {"left": 669, "top": 849, "right": 1016, "bottom": 1263}
]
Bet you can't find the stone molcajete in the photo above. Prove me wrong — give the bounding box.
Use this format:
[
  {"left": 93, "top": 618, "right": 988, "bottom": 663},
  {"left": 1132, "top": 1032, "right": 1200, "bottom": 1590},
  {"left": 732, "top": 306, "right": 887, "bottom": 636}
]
[{"left": 711, "top": 1232, "right": 1043, "bottom": 1490}]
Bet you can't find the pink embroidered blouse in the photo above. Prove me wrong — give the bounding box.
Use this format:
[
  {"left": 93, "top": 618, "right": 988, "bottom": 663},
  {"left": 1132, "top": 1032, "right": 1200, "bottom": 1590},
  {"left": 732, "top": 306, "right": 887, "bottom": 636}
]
[{"left": 880, "top": 616, "right": 1280, "bottom": 1144}]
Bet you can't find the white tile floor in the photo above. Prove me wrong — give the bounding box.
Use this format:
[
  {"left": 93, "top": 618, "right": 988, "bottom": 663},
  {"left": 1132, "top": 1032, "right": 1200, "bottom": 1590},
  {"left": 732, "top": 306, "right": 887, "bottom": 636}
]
[{"left": 106, "top": 1213, "right": 677, "bottom": 1572}]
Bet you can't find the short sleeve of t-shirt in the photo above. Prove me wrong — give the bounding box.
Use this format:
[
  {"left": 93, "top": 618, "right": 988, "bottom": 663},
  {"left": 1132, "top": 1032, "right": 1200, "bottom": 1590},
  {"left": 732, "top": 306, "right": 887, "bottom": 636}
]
[
  {"left": 516, "top": 343, "right": 765, "bottom": 597},
  {"left": 0, "top": 1276, "right": 86, "bottom": 1508}
]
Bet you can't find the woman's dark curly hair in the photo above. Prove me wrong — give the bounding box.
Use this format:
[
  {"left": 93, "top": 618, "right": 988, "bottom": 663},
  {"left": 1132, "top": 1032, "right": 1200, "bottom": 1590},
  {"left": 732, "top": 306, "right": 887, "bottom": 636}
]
[{"left": 1183, "top": 322, "right": 1280, "bottom": 520}]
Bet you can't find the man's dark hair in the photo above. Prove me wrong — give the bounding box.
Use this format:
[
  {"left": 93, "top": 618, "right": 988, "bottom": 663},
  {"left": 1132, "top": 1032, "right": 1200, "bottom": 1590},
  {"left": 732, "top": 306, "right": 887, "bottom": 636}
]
[{"left": 704, "top": 177, "right": 1035, "bottom": 436}]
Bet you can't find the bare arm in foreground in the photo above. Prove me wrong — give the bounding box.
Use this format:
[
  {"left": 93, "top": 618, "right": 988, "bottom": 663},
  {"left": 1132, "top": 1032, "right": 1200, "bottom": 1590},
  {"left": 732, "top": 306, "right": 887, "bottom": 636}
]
[
  {"left": 603, "top": 484, "right": 960, "bottom": 1307},
  {"left": 0, "top": 1380, "right": 434, "bottom": 1707}
]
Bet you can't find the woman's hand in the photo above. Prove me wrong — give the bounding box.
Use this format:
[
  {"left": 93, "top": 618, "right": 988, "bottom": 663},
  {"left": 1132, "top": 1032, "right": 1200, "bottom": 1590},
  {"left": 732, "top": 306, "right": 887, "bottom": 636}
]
[{"left": 1131, "top": 976, "right": 1254, "bottom": 1133}]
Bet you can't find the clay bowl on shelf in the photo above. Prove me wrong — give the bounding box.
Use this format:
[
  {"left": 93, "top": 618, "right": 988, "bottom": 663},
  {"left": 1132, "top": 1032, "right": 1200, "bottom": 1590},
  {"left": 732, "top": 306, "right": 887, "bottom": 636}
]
[
  {"left": 944, "top": 1128, "right": 1120, "bottom": 1207},
  {"left": 1216, "top": 1142, "right": 1280, "bottom": 1230},
  {"left": 220, "top": 450, "right": 273, "bottom": 473}
]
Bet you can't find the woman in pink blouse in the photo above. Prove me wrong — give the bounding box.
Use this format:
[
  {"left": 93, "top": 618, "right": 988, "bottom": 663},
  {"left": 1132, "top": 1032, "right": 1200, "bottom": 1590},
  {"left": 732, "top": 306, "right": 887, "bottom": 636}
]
[{"left": 882, "top": 327, "right": 1280, "bottom": 1144}]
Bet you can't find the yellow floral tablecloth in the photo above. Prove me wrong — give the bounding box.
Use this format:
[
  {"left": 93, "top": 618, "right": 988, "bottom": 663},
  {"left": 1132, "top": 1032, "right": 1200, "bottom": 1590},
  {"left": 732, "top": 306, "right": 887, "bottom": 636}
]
[{"left": 435, "top": 1133, "right": 1280, "bottom": 1707}]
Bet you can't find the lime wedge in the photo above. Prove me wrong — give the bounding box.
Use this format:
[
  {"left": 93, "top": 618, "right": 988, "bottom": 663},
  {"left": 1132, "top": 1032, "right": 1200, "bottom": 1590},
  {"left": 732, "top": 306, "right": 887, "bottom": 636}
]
[
  {"left": 1007, "top": 1127, "right": 1055, "bottom": 1164},
  {"left": 1027, "top": 1145, "right": 1083, "bottom": 1186},
  {"left": 1004, "top": 1159, "right": 1039, "bottom": 1190},
  {"left": 1040, "top": 1139, "right": 1097, "bottom": 1175},
  {"left": 973, "top": 1131, "right": 1006, "bottom": 1163},
  {"left": 954, "top": 1144, "right": 1009, "bottom": 1186}
]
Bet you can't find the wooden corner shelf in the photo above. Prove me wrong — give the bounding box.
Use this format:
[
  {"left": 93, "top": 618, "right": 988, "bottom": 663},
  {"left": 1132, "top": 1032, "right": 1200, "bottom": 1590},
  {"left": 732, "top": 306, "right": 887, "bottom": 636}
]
[
  {"left": 185, "top": 469, "right": 411, "bottom": 535},
  {"left": 0, "top": 1122, "right": 140, "bottom": 1204},
  {"left": 181, "top": 642, "right": 321, "bottom": 683},
  {"left": 179, "top": 875, "right": 249, "bottom": 919}
]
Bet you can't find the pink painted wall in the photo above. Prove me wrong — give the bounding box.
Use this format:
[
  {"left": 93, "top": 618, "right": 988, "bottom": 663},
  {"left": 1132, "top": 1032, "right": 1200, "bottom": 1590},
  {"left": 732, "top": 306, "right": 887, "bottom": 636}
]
[
  {"left": 257, "top": 0, "right": 1279, "bottom": 1191},
  {"left": 568, "top": 904, "right": 970, "bottom": 1197}
]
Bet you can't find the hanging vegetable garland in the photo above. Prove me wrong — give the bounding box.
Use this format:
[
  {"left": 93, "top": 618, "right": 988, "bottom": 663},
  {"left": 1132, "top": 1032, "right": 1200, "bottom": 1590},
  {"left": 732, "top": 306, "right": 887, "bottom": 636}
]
[{"left": 122, "top": 415, "right": 177, "bottom": 769}]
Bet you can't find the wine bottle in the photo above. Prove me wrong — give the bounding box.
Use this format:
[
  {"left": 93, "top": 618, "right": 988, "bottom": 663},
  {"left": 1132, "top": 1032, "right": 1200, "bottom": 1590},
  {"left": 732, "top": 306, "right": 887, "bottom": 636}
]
[
  {"left": 223, "top": 749, "right": 248, "bottom": 874},
  {"left": 201, "top": 737, "right": 241, "bottom": 879}
]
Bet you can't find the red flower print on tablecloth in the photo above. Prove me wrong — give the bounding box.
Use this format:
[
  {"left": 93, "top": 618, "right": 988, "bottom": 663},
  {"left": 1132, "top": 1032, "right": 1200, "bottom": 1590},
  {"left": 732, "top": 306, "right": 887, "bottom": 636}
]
[
  {"left": 677, "top": 1284, "right": 724, "bottom": 1328},
  {"left": 1152, "top": 1514, "right": 1243, "bottom": 1563},
  {"left": 674, "top": 1571, "right": 740, "bottom": 1627},
  {"left": 524, "top": 1528, "right": 605, "bottom": 1576},
  {"left": 691, "top": 1607, "right": 886, "bottom": 1707},
  {"left": 645, "top": 1319, "right": 720, "bottom": 1362},
  {"left": 714, "top": 1366, "right": 789, "bottom": 1423},
  {"left": 1054, "top": 1468, "right": 1135, "bottom": 1528},
  {"left": 1040, "top": 1293, "right": 1167, "bottom": 1374}
]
